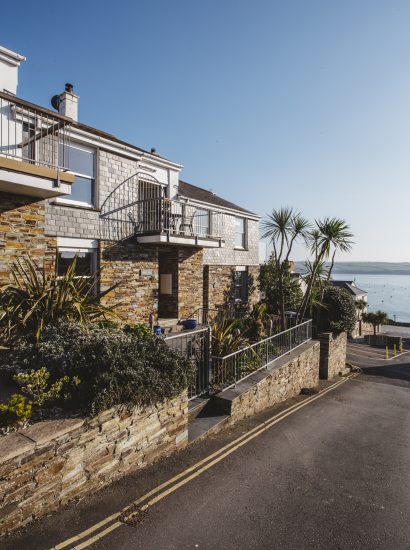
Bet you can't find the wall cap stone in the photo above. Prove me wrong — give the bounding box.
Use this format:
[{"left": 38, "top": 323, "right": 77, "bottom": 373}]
[
  {"left": 20, "top": 418, "right": 85, "bottom": 445},
  {"left": 0, "top": 432, "right": 35, "bottom": 464}
]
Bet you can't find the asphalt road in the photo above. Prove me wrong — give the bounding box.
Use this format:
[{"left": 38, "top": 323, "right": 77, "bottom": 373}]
[{"left": 4, "top": 345, "right": 410, "bottom": 550}]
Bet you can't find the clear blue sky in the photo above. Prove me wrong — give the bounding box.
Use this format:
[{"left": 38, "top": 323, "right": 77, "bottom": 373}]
[{"left": 4, "top": 0, "right": 410, "bottom": 261}]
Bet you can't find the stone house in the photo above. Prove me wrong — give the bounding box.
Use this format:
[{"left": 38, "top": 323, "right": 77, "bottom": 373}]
[{"left": 0, "top": 45, "right": 260, "bottom": 325}]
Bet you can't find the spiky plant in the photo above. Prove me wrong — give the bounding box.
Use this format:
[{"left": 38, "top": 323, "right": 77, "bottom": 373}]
[{"left": 0, "top": 256, "right": 121, "bottom": 344}]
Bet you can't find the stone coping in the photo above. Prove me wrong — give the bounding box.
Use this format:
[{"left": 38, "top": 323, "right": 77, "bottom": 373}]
[
  {"left": 217, "top": 341, "right": 319, "bottom": 403},
  {"left": 0, "top": 417, "right": 85, "bottom": 466}
]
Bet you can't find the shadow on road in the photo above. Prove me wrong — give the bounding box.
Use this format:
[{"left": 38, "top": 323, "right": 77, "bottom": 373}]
[{"left": 360, "top": 361, "right": 410, "bottom": 385}]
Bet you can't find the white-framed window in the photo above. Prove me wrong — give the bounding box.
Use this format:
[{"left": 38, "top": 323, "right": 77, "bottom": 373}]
[
  {"left": 58, "top": 142, "right": 96, "bottom": 207},
  {"left": 234, "top": 217, "right": 247, "bottom": 249},
  {"left": 56, "top": 238, "right": 98, "bottom": 284},
  {"left": 234, "top": 266, "right": 248, "bottom": 302}
]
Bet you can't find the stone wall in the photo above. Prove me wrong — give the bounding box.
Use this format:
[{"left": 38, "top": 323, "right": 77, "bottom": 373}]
[
  {"left": 204, "top": 264, "right": 260, "bottom": 311},
  {"left": 317, "top": 332, "right": 347, "bottom": 379},
  {"left": 0, "top": 393, "right": 188, "bottom": 535},
  {"left": 214, "top": 341, "right": 320, "bottom": 423},
  {"left": 100, "top": 241, "right": 159, "bottom": 324},
  {"left": 178, "top": 248, "right": 203, "bottom": 319},
  {"left": 0, "top": 192, "right": 49, "bottom": 286},
  {"left": 350, "top": 320, "right": 377, "bottom": 339}
]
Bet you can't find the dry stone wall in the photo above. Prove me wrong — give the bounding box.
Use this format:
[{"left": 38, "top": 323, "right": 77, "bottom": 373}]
[
  {"left": 214, "top": 341, "right": 320, "bottom": 423},
  {"left": 317, "top": 332, "right": 347, "bottom": 379},
  {"left": 0, "top": 393, "right": 188, "bottom": 535}
]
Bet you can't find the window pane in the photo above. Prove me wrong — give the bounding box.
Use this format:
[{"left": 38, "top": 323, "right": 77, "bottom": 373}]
[
  {"left": 235, "top": 217, "right": 245, "bottom": 232},
  {"left": 57, "top": 251, "right": 94, "bottom": 277},
  {"left": 235, "top": 232, "right": 245, "bottom": 248},
  {"left": 70, "top": 176, "right": 94, "bottom": 204},
  {"left": 60, "top": 144, "right": 95, "bottom": 177},
  {"left": 194, "top": 209, "right": 210, "bottom": 236}
]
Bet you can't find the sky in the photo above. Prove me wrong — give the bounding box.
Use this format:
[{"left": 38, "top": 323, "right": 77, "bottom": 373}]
[{"left": 3, "top": 0, "right": 410, "bottom": 262}]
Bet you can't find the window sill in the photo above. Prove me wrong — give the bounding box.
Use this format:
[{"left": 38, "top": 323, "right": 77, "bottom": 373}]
[
  {"left": 234, "top": 246, "right": 248, "bottom": 251},
  {"left": 51, "top": 198, "right": 100, "bottom": 212}
]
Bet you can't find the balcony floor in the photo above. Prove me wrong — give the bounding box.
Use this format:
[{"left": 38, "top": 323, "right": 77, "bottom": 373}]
[{"left": 136, "top": 232, "right": 224, "bottom": 248}]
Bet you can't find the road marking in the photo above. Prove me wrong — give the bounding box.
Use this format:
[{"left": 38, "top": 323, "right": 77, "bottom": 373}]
[{"left": 52, "top": 374, "right": 356, "bottom": 550}]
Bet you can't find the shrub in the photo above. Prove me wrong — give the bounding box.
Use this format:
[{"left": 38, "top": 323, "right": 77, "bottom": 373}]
[
  {"left": 0, "top": 394, "right": 32, "bottom": 430},
  {"left": 317, "top": 286, "right": 356, "bottom": 334},
  {"left": 211, "top": 317, "right": 248, "bottom": 357},
  {"left": 1, "top": 320, "right": 195, "bottom": 416},
  {"left": 14, "top": 367, "right": 80, "bottom": 407},
  {"left": 0, "top": 256, "right": 120, "bottom": 345}
]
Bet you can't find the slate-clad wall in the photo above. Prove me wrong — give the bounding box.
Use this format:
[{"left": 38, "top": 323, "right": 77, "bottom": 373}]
[{"left": 0, "top": 393, "right": 188, "bottom": 536}]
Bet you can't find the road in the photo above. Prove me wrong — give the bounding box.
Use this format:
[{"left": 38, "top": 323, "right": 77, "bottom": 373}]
[{"left": 4, "top": 344, "right": 410, "bottom": 550}]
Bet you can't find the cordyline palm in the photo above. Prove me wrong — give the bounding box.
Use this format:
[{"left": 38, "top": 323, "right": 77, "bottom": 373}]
[
  {"left": 355, "top": 298, "right": 367, "bottom": 321},
  {"left": 262, "top": 207, "right": 310, "bottom": 329},
  {"left": 362, "top": 310, "right": 388, "bottom": 336},
  {"left": 0, "top": 256, "right": 121, "bottom": 344},
  {"left": 297, "top": 218, "right": 354, "bottom": 323}
]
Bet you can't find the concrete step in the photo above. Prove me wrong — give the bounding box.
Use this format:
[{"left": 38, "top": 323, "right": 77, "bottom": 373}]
[
  {"left": 188, "top": 412, "right": 230, "bottom": 444},
  {"left": 188, "top": 398, "right": 230, "bottom": 444},
  {"left": 188, "top": 396, "right": 211, "bottom": 423}
]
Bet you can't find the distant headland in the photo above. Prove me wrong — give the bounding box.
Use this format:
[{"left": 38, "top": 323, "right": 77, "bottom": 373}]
[{"left": 294, "top": 262, "right": 410, "bottom": 275}]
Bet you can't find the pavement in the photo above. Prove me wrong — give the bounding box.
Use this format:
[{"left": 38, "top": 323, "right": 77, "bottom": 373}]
[{"left": 3, "top": 343, "right": 410, "bottom": 550}]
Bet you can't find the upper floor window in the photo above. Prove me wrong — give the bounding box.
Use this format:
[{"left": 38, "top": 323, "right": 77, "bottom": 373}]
[
  {"left": 59, "top": 143, "right": 96, "bottom": 207},
  {"left": 234, "top": 217, "right": 247, "bottom": 249}
]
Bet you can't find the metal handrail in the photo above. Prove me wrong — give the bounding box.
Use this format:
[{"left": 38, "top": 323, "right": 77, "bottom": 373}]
[{"left": 211, "top": 319, "right": 312, "bottom": 392}]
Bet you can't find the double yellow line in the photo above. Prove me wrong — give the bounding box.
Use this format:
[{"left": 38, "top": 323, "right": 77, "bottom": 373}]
[{"left": 52, "top": 374, "right": 356, "bottom": 550}]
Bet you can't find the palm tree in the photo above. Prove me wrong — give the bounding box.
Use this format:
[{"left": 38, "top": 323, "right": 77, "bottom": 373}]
[
  {"left": 261, "top": 207, "right": 310, "bottom": 329},
  {"left": 362, "top": 310, "right": 388, "bottom": 336},
  {"left": 297, "top": 217, "right": 354, "bottom": 323}
]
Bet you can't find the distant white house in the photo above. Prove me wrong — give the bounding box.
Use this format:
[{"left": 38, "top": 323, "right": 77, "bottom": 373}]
[{"left": 331, "top": 280, "right": 368, "bottom": 306}]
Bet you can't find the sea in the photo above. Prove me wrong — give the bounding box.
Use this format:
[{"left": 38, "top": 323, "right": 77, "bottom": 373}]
[{"left": 332, "top": 274, "right": 410, "bottom": 323}]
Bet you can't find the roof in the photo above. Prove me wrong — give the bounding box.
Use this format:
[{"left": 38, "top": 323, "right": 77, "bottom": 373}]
[
  {"left": 178, "top": 180, "right": 258, "bottom": 216},
  {"left": 331, "top": 280, "right": 368, "bottom": 297}
]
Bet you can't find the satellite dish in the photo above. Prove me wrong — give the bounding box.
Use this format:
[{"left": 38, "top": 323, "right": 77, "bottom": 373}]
[{"left": 51, "top": 94, "right": 61, "bottom": 111}]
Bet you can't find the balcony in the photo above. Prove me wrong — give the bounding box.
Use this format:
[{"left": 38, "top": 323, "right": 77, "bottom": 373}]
[
  {"left": 0, "top": 91, "right": 74, "bottom": 198},
  {"left": 100, "top": 174, "right": 224, "bottom": 247}
]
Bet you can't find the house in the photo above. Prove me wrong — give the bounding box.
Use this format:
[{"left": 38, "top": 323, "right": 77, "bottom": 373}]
[
  {"left": 331, "top": 280, "right": 368, "bottom": 307},
  {"left": 0, "top": 45, "right": 260, "bottom": 325},
  {"left": 331, "top": 279, "right": 370, "bottom": 338}
]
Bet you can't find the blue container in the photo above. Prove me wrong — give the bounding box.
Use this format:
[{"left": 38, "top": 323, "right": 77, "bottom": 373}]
[
  {"left": 181, "top": 319, "right": 197, "bottom": 330},
  {"left": 153, "top": 325, "right": 162, "bottom": 336}
]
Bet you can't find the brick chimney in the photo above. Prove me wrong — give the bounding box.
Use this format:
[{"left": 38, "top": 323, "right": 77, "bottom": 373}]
[
  {"left": 58, "top": 83, "right": 79, "bottom": 121},
  {"left": 0, "top": 45, "right": 26, "bottom": 94}
]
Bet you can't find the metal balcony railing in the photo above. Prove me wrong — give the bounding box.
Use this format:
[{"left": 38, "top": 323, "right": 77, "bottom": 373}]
[
  {"left": 100, "top": 172, "right": 224, "bottom": 242},
  {"left": 0, "top": 91, "right": 71, "bottom": 171}
]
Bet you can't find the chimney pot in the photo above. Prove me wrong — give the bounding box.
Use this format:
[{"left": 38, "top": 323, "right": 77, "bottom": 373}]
[{"left": 65, "top": 82, "right": 73, "bottom": 93}]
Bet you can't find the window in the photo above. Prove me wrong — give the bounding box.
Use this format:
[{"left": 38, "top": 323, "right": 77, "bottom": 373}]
[
  {"left": 57, "top": 250, "right": 96, "bottom": 278},
  {"left": 234, "top": 217, "right": 246, "bottom": 249},
  {"left": 194, "top": 208, "right": 210, "bottom": 237},
  {"left": 57, "top": 238, "right": 98, "bottom": 291},
  {"left": 59, "top": 143, "right": 96, "bottom": 206},
  {"left": 234, "top": 267, "right": 248, "bottom": 302}
]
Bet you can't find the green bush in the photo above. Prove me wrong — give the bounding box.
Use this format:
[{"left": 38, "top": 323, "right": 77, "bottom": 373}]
[
  {"left": 14, "top": 367, "right": 80, "bottom": 407},
  {"left": 317, "top": 286, "right": 356, "bottom": 334},
  {"left": 1, "top": 320, "right": 195, "bottom": 416},
  {"left": 0, "top": 394, "right": 32, "bottom": 430}
]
